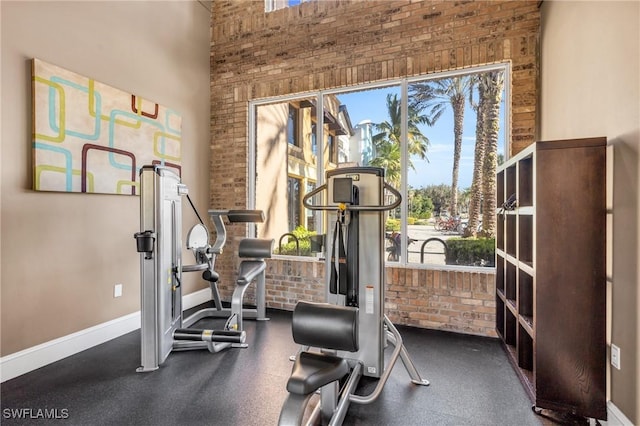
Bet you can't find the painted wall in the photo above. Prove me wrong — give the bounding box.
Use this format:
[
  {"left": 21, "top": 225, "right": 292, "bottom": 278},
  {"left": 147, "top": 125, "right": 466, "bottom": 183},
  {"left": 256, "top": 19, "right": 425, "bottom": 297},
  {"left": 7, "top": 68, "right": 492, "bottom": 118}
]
[
  {"left": 539, "top": 1, "right": 639, "bottom": 423},
  {"left": 0, "top": 1, "right": 212, "bottom": 356}
]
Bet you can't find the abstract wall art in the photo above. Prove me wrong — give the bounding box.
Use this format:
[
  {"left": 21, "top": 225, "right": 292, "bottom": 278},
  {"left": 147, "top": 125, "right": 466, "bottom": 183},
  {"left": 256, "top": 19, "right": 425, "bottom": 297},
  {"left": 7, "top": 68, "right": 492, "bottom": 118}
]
[{"left": 32, "top": 58, "right": 182, "bottom": 195}]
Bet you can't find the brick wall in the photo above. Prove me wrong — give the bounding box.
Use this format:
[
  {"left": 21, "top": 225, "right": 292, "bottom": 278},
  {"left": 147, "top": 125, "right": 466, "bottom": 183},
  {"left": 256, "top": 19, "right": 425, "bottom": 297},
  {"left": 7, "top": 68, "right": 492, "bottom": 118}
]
[
  {"left": 263, "top": 258, "right": 496, "bottom": 337},
  {"left": 210, "top": 0, "right": 538, "bottom": 337},
  {"left": 385, "top": 265, "right": 496, "bottom": 336}
]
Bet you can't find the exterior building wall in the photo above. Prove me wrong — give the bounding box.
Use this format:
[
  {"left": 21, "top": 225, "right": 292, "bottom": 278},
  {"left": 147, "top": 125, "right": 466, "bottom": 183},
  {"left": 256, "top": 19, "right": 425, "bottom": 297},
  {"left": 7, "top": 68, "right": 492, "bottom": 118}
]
[
  {"left": 211, "top": 0, "right": 540, "bottom": 337},
  {"left": 256, "top": 95, "right": 346, "bottom": 243},
  {"left": 256, "top": 103, "right": 289, "bottom": 240}
]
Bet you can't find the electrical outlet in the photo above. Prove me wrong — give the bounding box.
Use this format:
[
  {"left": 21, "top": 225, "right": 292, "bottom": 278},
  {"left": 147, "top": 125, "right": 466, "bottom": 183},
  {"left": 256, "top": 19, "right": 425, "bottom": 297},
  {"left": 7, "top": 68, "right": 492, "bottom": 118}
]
[
  {"left": 114, "top": 284, "right": 123, "bottom": 298},
  {"left": 611, "top": 344, "right": 620, "bottom": 370}
]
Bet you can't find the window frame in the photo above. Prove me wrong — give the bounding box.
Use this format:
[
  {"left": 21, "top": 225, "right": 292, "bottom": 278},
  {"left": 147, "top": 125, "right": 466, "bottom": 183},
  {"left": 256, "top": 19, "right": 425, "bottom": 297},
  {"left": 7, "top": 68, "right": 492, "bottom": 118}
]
[{"left": 248, "top": 62, "right": 510, "bottom": 271}]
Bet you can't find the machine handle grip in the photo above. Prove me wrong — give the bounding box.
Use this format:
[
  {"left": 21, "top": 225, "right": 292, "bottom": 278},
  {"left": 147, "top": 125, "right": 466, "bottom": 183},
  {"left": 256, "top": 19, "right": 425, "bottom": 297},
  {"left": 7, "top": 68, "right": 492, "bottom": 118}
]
[
  {"left": 302, "top": 182, "right": 401, "bottom": 212},
  {"left": 182, "top": 263, "right": 209, "bottom": 272}
]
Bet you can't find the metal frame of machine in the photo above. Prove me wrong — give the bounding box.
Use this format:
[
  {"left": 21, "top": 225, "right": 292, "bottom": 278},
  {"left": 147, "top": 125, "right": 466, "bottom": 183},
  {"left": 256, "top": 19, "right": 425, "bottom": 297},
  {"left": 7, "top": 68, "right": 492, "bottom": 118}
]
[{"left": 279, "top": 167, "right": 429, "bottom": 425}]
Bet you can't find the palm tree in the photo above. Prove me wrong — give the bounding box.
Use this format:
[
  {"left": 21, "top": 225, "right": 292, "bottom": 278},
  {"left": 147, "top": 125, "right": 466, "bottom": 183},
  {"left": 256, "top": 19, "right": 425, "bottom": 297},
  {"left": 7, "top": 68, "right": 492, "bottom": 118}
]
[
  {"left": 465, "top": 74, "right": 488, "bottom": 237},
  {"left": 480, "top": 70, "right": 505, "bottom": 237},
  {"left": 410, "top": 76, "right": 472, "bottom": 217},
  {"left": 370, "top": 93, "right": 430, "bottom": 188},
  {"left": 458, "top": 186, "right": 472, "bottom": 215},
  {"left": 370, "top": 138, "right": 401, "bottom": 184}
]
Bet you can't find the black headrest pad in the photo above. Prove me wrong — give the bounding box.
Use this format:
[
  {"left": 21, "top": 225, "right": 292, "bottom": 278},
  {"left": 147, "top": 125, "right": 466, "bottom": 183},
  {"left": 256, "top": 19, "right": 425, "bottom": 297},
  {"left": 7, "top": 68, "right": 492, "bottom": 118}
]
[
  {"left": 292, "top": 301, "right": 358, "bottom": 352},
  {"left": 238, "top": 238, "right": 273, "bottom": 259}
]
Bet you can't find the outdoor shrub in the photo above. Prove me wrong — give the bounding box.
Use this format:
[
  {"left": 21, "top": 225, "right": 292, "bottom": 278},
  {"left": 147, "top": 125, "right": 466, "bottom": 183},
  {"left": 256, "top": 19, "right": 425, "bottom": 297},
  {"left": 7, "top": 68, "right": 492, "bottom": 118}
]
[
  {"left": 277, "top": 239, "right": 312, "bottom": 256},
  {"left": 275, "top": 226, "right": 316, "bottom": 256},
  {"left": 445, "top": 237, "right": 495, "bottom": 267},
  {"left": 386, "top": 218, "right": 400, "bottom": 232}
]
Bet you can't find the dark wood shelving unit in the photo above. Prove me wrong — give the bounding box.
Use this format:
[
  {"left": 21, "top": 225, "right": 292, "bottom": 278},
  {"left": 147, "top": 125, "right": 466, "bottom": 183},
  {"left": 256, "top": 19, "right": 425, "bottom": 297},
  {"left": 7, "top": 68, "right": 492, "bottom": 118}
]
[{"left": 495, "top": 137, "right": 607, "bottom": 420}]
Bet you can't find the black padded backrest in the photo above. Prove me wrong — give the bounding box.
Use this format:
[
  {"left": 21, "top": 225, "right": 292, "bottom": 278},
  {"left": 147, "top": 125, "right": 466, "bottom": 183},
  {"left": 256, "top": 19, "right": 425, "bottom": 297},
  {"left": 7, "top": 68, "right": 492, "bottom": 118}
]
[
  {"left": 292, "top": 301, "right": 358, "bottom": 352},
  {"left": 238, "top": 238, "right": 273, "bottom": 259},
  {"left": 227, "top": 210, "right": 265, "bottom": 223}
]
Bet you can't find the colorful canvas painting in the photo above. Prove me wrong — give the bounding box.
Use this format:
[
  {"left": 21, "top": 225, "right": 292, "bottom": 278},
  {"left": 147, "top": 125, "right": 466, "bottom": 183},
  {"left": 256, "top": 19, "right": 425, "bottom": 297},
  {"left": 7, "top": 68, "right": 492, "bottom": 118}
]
[{"left": 32, "top": 58, "right": 182, "bottom": 195}]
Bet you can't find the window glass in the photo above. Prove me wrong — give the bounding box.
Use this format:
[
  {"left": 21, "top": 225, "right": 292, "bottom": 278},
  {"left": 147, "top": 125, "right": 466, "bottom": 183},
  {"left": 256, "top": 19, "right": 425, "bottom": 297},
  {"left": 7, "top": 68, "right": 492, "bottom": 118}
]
[
  {"left": 337, "top": 86, "right": 402, "bottom": 262},
  {"left": 287, "top": 105, "right": 299, "bottom": 146},
  {"left": 406, "top": 70, "right": 505, "bottom": 266},
  {"left": 265, "top": 0, "right": 313, "bottom": 13},
  {"left": 287, "top": 176, "right": 301, "bottom": 231},
  {"left": 255, "top": 96, "right": 320, "bottom": 256},
  {"left": 252, "top": 65, "right": 507, "bottom": 268}
]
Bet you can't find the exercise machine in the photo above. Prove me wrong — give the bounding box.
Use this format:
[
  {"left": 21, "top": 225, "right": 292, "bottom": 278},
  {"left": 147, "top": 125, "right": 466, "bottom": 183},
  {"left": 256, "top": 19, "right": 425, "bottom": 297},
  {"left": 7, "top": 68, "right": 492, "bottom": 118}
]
[
  {"left": 278, "top": 167, "right": 429, "bottom": 425},
  {"left": 133, "top": 165, "right": 272, "bottom": 372},
  {"left": 182, "top": 209, "right": 272, "bottom": 342}
]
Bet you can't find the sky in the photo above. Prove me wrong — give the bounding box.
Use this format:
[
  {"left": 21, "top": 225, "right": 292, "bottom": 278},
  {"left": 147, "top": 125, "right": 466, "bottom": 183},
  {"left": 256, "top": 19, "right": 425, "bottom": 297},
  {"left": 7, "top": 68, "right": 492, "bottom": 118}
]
[{"left": 337, "top": 84, "right": 505, "bottom": 190}]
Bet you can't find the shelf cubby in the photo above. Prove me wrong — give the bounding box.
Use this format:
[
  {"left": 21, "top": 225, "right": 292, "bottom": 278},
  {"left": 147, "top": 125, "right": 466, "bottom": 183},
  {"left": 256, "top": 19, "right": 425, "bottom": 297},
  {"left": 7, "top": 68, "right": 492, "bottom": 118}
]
[
  {"left": 506, "top": 215, "right": 516, "bottom": 257},
  {"left": 518, "top": 325, "right": 533, "bottom": 371},
  {"left": 518, "top": 156, "right": 533, "bottom": 207},
  {"left": 496, "top": 255, "right": 505, "bottom": 293},
  {"left": 497, "top": 170, "right": 505, "bottom": 207},
  {"left": 496, "top": 296, "right": 505, "bottom": 338},
  {"left": 505, "top": 261, "right": 516, "bottom": 302},
  {"left": 519, "top": 215, "right": 533, "bottom": 266},
  {"left": 505, "top": 309, "right": 516, "bottom": 347},
  {"left": 518, "top": 270, "right": 533, "bottom": 321},
  {"left": 506, "top": 165, "right": 516, "bottom": 203},
  {"left": 496, "top": 214, "right": 505, "bottom": 250}
]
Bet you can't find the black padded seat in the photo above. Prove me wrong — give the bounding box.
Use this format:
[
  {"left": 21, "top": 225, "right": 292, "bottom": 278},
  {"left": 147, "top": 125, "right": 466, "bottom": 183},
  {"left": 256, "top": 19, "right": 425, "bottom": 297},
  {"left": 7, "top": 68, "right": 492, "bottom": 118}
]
[
  {"left": 286, "top": 351, "right": 350, "bottom": 396},
  {"left": 236, "top": 260, "right": 267, "bottom": 285}
]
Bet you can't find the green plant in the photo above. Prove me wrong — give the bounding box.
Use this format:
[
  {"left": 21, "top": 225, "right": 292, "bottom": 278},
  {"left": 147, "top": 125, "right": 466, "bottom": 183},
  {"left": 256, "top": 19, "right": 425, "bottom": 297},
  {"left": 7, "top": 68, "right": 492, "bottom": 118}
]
[
  {"left": 385, "top": 218, "right": 400, "bottom": 232},
  {"left": 290, "top": 225, "right": 315, "bottom": 240},
  {"left": 444, "top": 237, "right": 495, "bottom": 267},
  {"left": 277, "top": 239, "right": 312, "bottom": 256},
  {"left": 275, "top": 226, "right": 317, "bottom": 256}
]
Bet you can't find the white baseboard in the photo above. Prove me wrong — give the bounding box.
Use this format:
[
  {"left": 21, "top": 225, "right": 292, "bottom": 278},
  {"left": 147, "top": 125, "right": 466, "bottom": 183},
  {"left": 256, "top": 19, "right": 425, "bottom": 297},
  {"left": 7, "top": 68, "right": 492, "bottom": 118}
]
[
  {"left": 182, "top": 287, "right": 211, "bottom": 310},
  {"left": 604, "top": 401, "right": 635, "bottom": 426},
  {"left": 0, "top": 289, "right": 211, "bottom": 383}
]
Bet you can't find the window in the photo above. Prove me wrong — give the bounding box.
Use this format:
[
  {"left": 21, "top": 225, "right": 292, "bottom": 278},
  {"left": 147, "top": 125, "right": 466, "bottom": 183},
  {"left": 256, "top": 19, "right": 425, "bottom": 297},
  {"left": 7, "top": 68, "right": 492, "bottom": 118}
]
[
  {"left": 327, "top": 134, "right": 336, "bottom": 164},
  {"left": 251, "top": 64, "right": 508, "bottom": 268},
  {"left": 306, "top": 181, "right": 317, "bottom": 232},
  {"left": 287, "top": 105, "right": 299, "bottom": 147},
  {"left": 265, "top": 0, "right": 313, "bottom": 13},
  {"left": 287, "top": 176, "right": 301, "bottom": 231},
  {"left": 311, "top": 124, "right": 317, "bottom": 156}
]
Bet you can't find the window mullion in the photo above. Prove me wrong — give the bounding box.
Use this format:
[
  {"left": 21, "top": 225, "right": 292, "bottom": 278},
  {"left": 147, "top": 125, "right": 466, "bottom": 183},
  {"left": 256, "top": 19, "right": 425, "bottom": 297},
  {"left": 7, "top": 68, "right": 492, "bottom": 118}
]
[
  {"left": 248, "top": 102, "right": 257, "bottom": 238},
  {"left": 316, "top": 93, "right": 325, "bottom": 237},
  {"left": 400, "top": 80, "right": 409, "bottom": 264}
]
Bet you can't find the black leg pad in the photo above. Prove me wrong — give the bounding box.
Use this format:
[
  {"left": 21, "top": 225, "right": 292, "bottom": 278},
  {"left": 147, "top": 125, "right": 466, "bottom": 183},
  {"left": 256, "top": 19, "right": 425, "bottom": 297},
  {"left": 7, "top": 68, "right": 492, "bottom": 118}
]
[
  {"left": 202, "top": 270, "right": 219, "bottom": 283},
  {"left": 286, "top": 352, "right": 349, "bottom": 395}
]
